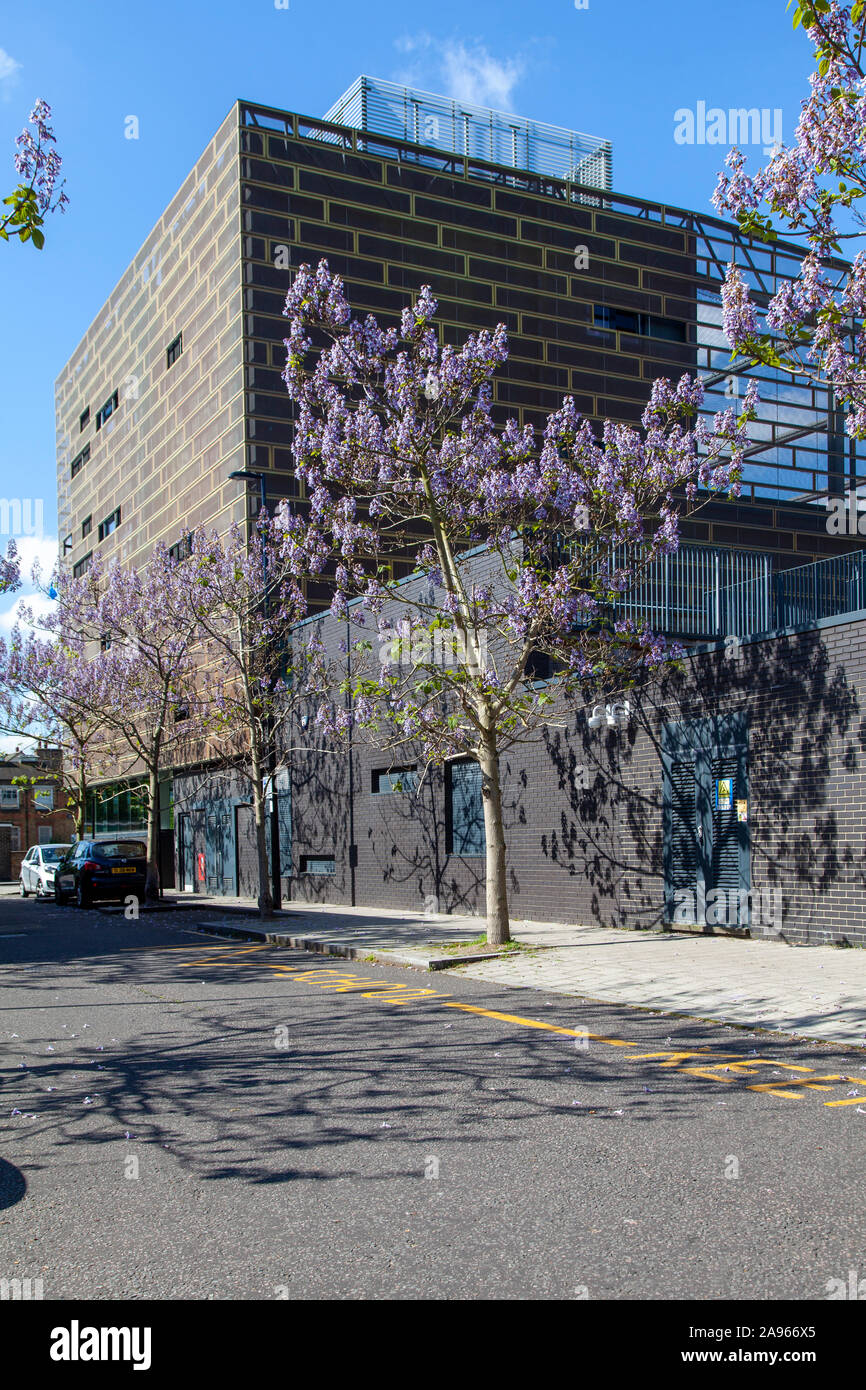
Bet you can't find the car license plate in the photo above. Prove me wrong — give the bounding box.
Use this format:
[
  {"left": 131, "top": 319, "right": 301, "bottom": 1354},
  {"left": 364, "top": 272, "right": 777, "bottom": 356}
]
[
  {"left": 111, "top": 867, "right": 136, "bottom": 874},
  {"left": 60, "top": 877, "right": 74, "bottom": 888}
]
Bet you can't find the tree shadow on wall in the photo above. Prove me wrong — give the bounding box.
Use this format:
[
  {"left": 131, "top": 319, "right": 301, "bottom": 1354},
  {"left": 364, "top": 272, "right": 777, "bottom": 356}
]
[
  {"left": 539, "top": 627, "right": 861, "bottom": 940},
  {"left": 361, "top": 763, "right": 486, "bottom": 917},
  {"left": 286, "top": 704, "right": 353, "bottom": 905}
]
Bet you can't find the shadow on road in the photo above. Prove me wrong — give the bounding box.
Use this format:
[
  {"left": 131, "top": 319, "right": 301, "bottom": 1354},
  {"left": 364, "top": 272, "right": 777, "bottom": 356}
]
[{"left": 0, "top": 1158, "right": 26, "bottom": 1210}]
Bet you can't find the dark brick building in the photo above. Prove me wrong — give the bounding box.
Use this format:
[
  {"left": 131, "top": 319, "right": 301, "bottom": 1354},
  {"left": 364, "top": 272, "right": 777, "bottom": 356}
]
[{"left": 59, "top": 78, "right": 866, "bottom": 932}]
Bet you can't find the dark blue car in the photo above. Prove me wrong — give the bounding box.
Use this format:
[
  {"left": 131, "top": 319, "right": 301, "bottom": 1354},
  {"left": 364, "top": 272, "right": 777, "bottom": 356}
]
[{"left": 54, "top": 838, "right": 147, "bottom": 908}]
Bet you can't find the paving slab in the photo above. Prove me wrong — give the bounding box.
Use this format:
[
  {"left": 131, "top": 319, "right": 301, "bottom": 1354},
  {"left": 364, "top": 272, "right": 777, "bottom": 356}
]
[{"left": 454, "top": 923, "right": 866, "bottom": 1048}]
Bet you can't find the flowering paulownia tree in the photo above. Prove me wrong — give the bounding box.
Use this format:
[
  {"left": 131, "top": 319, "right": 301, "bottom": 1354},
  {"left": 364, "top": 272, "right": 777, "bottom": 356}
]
[
  {"left": 0, "top": 622, "right": 114, "bottom": 840},
  {"left": 281, "top": 261, "right": 757, "bottom": 943},
  {"left": 714, "top": 2, "right": 866, "bottom": 437},
  {"left": 1, "top": 99, "right": 68, "bottom": 250},
  {"left": 182, "top": 523, "right": 322, "bottom": 918},
  {"left": 53, "top": 547, "right": 205, "bottom": 901},
  {"left": 0, "top": 540, "right": 20, "bottom": 593}
]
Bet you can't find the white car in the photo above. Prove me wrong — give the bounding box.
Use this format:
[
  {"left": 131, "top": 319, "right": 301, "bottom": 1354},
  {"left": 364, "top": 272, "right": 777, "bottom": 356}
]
[{"left": 19, "top": 844, "right": 72, "bottom": 899}]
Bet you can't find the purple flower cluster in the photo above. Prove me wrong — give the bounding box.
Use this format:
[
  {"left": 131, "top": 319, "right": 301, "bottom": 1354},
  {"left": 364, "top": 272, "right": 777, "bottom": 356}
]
[
  {"left": 14, "top": 99, "right": 68, "bottom": 215},
  {"left": 277, "top": 259, "right": 754, "bottom": 763},
  {"left": 713, "top": 4, "right": 866, "bottom": 437}
]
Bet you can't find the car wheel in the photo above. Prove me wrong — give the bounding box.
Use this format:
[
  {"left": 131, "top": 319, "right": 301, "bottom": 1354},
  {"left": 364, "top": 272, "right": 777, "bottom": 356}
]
[
  {"left": 19, "top": 877, "right": 28, "bottom": 897},
  {"left": 76, "top": 879, "right": 91, "bottom": 909}
]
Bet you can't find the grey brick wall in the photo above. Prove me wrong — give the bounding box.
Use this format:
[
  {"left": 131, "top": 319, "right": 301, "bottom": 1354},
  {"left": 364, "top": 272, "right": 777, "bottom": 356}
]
[{"left": 284, "top": 599, "right": 866, "bottom": 947}]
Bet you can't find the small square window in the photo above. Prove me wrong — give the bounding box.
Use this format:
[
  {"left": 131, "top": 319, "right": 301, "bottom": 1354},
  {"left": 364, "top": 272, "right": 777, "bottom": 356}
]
[
  {"left": 0, "top": 786, "right": 20, "bottom": 809},
  {"left": 34, "top": 786, "right": 54, "bottom": 812},
  {"left": 98, "top": 507, "right": 121, "bottom": 542},
  {"left": 82, "top": 515, "right": 92, "bottom": 539},
  {"left": 71, "top": 444, "right": 90, "bottom": 480},
  {"left": 79, "top": 407, "right": 90, "bottom": 432},
  {"left": 166, "top": 333, "right": 183, "bottom": 369},
  {"left": 38, "top": 825, "right": 52, "bottom": 845},
  {"left": 63, "top": 534, "right": 73, "bottom": 554},
  {"left": 300, "top": 855, "right": 335, "bottom": 875},
  {"left": 73, "top": 552, "right": 92, "bottom": 579},
  {"left": 100, "top": 632, "right": 112, "bottom": 651},
  {"left": 95, "top": 391, "right": 119, "bottom": 432},
  {"left": 372, "top": 766, "right": 419, "bottom": 794},
  {"left": 168, "top": 534, "right": 193, "bottom": 563}
]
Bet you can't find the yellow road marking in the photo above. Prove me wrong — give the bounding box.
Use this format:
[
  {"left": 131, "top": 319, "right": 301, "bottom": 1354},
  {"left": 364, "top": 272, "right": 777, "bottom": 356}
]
[
  {"left": 746, "top": 1078, "right": 838, "bottom": 1099},
  {"left": 682, "top": 1059, "right": 814, "bottom": 1083},
  {"left": 822, "top": 1075, "right": 866, "bottom": 1106},
  {"left": 177, "top": 944, "right": 273, "bottom": 966},
  {"left": 629, "top": 1050, "right": 733, "bottom": 1066},
  {"left": 120, "top": 941, "right": 866, "bottom": 1111},
  {"left": 444, "top": 1001, "right": 635, "bottom": 1046},
  {"left": 120, "top": 943, "right": 246, "bottom": 951}
]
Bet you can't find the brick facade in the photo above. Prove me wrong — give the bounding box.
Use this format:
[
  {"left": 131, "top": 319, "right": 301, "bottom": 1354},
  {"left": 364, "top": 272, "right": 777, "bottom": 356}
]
[
  {"left": 284, "top": 601, "right": 866, "bottom": 948},
  {"left": 0, "top": 753, "right": 76, "bottom": 881}
]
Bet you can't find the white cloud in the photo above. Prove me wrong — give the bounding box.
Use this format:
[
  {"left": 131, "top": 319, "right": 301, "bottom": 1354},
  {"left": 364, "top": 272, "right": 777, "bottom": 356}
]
[
  {"left": 0, "top": 588, "right": 53, "bottom": 638},
  {"left": 393, "top": 35, "right": 525, "bottom": 113},
  {"left": 0, "top": 47, "right": 21, "bottom": 87},
  {"left": 15, "top": 534, "right": 60, "bottom": 585},
  {"left": 0, "top": 534, "right": 58, "bottom": 638}
]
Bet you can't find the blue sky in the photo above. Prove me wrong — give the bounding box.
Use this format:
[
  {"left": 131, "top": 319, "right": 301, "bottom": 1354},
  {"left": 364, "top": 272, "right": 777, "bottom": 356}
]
[{"left": 0, "top": 0, "right": 815, "bottom": 615}]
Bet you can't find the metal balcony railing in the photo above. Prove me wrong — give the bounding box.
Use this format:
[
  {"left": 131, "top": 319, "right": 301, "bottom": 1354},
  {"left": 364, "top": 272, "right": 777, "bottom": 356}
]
[
  {"left": 592, "top": 544, "right": 773, "bottom": 641},
  {"left": 772, "top": 550, "right": 866, "bottom": 629},
  {"left": 598, "top": 545, "right": 866, "bottom": 641}
]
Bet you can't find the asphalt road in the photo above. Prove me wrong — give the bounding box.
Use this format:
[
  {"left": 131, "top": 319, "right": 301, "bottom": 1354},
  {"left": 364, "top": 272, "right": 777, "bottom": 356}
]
[{"left": 1, "top": 894, "right": 865, "bottom": 1301}]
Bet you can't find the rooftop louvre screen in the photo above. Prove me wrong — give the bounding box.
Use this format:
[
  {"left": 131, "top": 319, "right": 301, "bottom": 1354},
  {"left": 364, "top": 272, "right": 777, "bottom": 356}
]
[{"left": 322, "top": 75, "right": 613, "bottom": 190}]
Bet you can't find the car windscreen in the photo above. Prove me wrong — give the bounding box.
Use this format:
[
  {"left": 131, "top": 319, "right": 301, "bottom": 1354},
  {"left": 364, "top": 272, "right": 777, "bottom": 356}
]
[
  {"left": 40, "top": 847, "right": 70, "bottom": 863},
  {"left": 93, "top": 841, "right": 146, "bottom": 860}
]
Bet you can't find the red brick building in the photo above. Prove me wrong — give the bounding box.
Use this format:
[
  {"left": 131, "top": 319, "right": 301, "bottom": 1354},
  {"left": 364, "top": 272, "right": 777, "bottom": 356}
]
[{"left": 0, "top": 750, "right": 76, "bottom": 882}]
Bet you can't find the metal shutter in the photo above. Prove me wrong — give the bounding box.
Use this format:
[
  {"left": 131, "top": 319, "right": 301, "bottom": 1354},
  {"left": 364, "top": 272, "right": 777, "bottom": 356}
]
[
  {"left": 669, "top": 760, "right": 698, "bottom": 892},
  {"left": 711, "top": 757, "right": 741, "bottom": 912},
  {"left": 449, "top": 761, "right": 486, "bottom": 856}
]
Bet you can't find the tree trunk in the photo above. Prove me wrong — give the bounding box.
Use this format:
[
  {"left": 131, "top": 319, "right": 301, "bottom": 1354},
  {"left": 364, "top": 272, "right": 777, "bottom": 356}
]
[
  {"left": 251, "top": 741, "right": 274, "bottom": 918},
  {"left": 478, "top": 728, "right": 510, "bottom": 945},
  {"left": 144, "top": 764, "right": 160, "bottom": 903},
  {"left": 76, "top": 764, "right": 87, "bottom": 841}
]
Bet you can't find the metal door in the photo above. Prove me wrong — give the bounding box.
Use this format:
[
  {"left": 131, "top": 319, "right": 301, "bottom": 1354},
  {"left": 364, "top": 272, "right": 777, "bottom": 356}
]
[
  {"left": 178, "top": 813, "right": 195, "bottom": 892},
  {"left": 664, "top": 720, "right": 750, "bottom": 927},
  {"left": 235, "top": 804, "right": 260, "bottom": 900}
]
